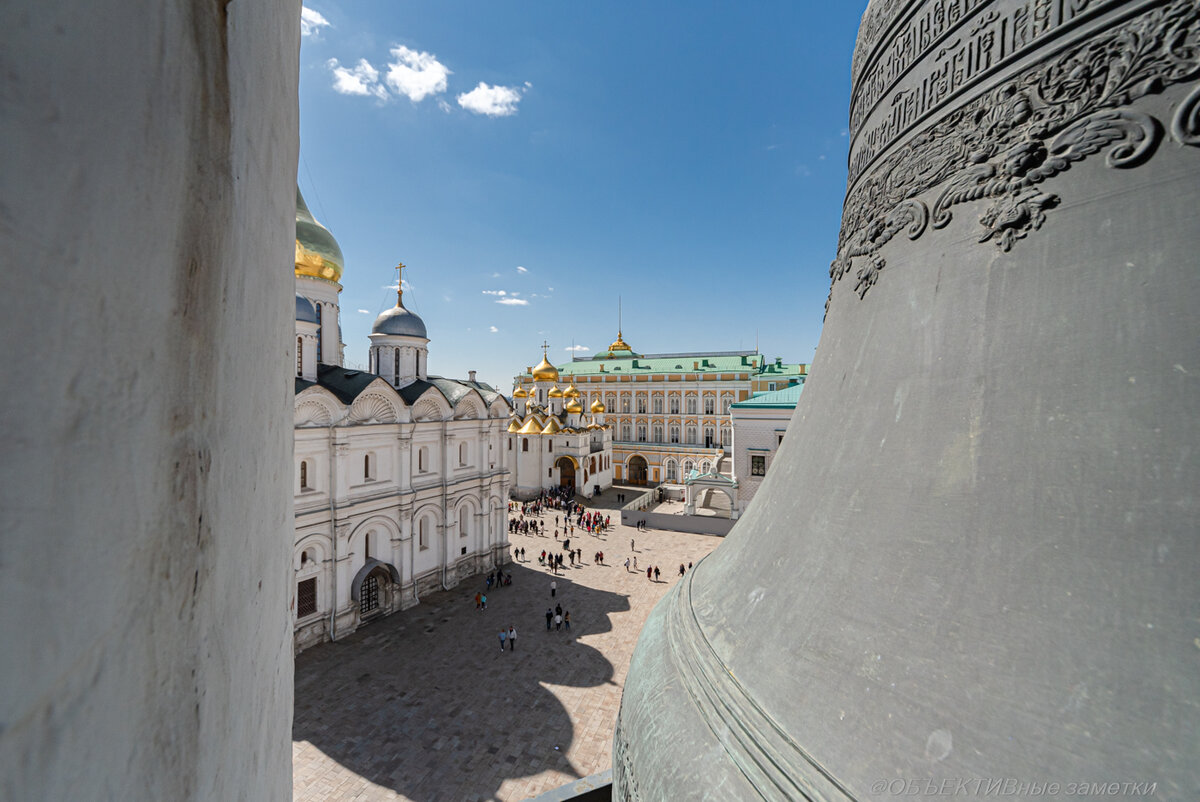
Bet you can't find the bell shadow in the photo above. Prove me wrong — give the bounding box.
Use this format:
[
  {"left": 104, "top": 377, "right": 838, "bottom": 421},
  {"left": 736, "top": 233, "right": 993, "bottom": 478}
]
[{"left": 293, "top": 561, "right": 630, "bottom": 801}]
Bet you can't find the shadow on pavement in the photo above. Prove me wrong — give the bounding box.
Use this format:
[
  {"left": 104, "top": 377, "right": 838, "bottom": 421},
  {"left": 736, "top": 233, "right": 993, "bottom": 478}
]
[{"left": 293, "top": 560, "right": 630, "bottom": 802}]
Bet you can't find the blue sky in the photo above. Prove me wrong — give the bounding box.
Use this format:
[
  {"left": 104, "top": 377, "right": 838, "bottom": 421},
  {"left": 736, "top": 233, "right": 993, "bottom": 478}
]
[{"left": 298, "top": 2, "right": 868, "bottom": 389}]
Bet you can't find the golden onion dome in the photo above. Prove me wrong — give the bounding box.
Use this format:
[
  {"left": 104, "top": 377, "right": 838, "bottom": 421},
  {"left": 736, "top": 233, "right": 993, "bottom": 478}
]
[
  {"left": 532, "top": 353, "right": 560, "bottom": 382},
  {"left": 590, "top": 398, "right": 606, "bottom": 413},
  {"left": 548, "top": 385, "right": 564, "bottom": 398},
  {"left": 295, "top": 188, "right": 344, "bottom": 284},
  {"left": 513, "top": 386, "right": 528, "bottom": 398},
  {"left": 564, "top": 382, "right": 581, "bottom": 398},
  {"left": 565, "top": 399, "right": 583, "bottom": 414},
  {"left": 517, "top": 417, "right": 543, "bottom": 435},
  {"left": 541, "top": 417, "right": 563, "bottom": 434}
]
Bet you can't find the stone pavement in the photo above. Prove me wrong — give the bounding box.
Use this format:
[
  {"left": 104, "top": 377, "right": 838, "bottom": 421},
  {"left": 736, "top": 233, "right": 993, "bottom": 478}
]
[{"left": 293, "top": 489, "right": 723, "bottom": 802}]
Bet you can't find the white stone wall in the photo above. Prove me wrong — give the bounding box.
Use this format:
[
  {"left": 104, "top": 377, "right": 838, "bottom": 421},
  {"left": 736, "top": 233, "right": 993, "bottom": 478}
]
[
  {"left": 731, "top": 408, "right": 792, "bottom": 511},
  {"left": 293, "top": 387, "right": 511, "bottom": 651},
  {"left": 0, "top": 2, "right": 299, "bottom": 799}
]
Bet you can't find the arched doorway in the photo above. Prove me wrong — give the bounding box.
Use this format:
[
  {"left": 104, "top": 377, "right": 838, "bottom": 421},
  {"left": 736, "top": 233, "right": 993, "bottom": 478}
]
[
  {"left": 351, "top": 558, "right": 400, "bottom": 621},
  {"left": 555, "top": 456, "right": 576, "bottom": 488},
  {"left": 628, "top": 455, "right": 648, "bottom": 486}
]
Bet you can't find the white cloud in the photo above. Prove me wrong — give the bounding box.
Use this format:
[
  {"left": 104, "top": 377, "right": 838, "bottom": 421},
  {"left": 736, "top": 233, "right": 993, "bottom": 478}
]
[
  {"left": 547, "top": 287, "right": 554, "bottom": 292},
  {"left": 490, "top": 326, "right": 499, "bottom": 333},
  {"left": 496, "top": 297, "right": 529, "bottom": 306},
  {"left": 357, "top": 309, "right": 370, "bottom": 314},
  {"left": 384, "top": 280, "right": 412, "bottom": 292},
  {"left": 385, "top": 45, "right": 450, "bottom": 102},
  {"left": 565, "top": 345, "right": 590, "bottom": 352},
  {"left": 516, "top": 265, "right": 527, "bottom": 273},
  {"left": 482, "top": 289, "right": 507, "bottom": 296},
  {"left": 328, "top": 58, "right": 388, "bottom": 101},
  {"left": 457, "top": 82, "right": 523, "bottom": 117},
  {"left": 301, "top": 7, "right": 331, "bottom": 37},
  {"left": 437, "top": 99, "right": 452, "bottom": 113}
]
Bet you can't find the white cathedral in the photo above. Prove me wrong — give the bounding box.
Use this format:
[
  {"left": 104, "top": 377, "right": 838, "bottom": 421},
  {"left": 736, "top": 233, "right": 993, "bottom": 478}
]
[{"left": 291, "top": 189, "right": 513, "bottom": 653}]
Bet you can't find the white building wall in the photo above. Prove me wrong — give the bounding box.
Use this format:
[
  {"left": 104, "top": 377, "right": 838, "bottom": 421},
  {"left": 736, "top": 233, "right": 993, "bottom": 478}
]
[
  {"left": 0, "top": 2, "right": 299, "bottom": 799},
  {"left": 731, "top": 408, "right": 792, "bottom": 512}
]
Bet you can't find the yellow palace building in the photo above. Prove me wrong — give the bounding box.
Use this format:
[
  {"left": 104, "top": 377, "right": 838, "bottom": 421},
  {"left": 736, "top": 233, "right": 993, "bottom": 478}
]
[{"left": 513, "top": 332, "right": 805, "bottom": 487}]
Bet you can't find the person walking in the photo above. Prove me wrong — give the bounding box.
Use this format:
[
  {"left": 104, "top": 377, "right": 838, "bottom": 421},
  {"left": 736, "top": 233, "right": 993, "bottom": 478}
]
[
  {"left": 545, "top": 608, "right": 553, "bottom": 630},
  {"left": 481, "top": 593, "right": 487, "bottom": 609},
  {"left": 679, "top": 563, "right": 685, "bottom": 577},
  {"left": 624, "top": 557, "right": 630, "bottom": 572},
  {"left": 654, "top": 566, "right": 660, "bottom": 582},
  {"left": 550, "top": 580, "right": 557, "bottom": 597},
  {"left": 475, "top": 592, "right": 482, "bottom": 610},
  {"left": 555, "top": 612, "right": 563, "bottom": 631},
  {"left": 647, "top": 566, "right": 652, "bottom": 580},
  {"left": 564, "top": 611, "right": 571, "bottom": 632},
  {"left": 633, "top": 556, "right": 638, "bottom": 570},
  {"left": 498, "top": 629, "right": 507, "bottom": 652},
  {"left": 508, "top": 626, "right": 517, "bottom": 651}
]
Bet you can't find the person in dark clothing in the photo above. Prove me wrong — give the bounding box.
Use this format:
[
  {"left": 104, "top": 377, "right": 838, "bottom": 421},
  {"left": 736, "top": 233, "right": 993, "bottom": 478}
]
[{"left": 546, "top": 608, "right": 553, "bottom": 629}]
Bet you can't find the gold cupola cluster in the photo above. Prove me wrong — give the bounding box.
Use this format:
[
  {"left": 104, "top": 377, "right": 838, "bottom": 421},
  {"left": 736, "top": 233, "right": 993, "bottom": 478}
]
[
  {"left": 295, "top": 187, "right": 344, "bottom": 284},
  {"left": 509, "top": 342, "right": 609, "bottom": 436}
]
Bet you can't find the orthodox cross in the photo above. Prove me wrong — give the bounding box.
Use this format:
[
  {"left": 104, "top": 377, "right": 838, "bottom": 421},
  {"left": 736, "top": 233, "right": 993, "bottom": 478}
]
[{"left": 396, "top": 262, "right": 406, "bottom": 304}]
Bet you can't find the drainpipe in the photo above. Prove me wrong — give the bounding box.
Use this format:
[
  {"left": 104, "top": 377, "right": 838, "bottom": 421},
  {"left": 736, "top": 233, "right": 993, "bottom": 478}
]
[
  {"left": 326, "top": 410, "right": 351, "bottom": 641},
  {"left": 440, "top": 418, "right": 451, "bottom": 590}
]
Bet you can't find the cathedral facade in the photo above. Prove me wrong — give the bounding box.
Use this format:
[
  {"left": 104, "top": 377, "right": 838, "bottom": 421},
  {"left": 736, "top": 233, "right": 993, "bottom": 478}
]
[
  {"left": 292, "top": 190, "right": 511, "bottom": 653},
  {"left": 506, "top": 348, "right": 614, "bottom": 499}
]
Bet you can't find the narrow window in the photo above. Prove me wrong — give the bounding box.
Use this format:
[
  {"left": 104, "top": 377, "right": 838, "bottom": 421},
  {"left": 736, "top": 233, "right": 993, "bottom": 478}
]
[
  {"left": 297, "top": 578, "right": 317, "bottom": 617},
  {"left": 687, "top": 397, "right": 697, "bottom": 414},
  {"left": 418, "top": 448, "right": 426, "bottom": 472},
  {"left": 637, "top": 397, "right": 646, "bottom": 414},
  {"left": 653, "top": 398, "right": 662, "bottom": 414},
  {"left": 316, "top": 304, "right": 323, "bottom": 363},
  {"left": 705, "top": 398, "right": 714, "bottom": 415},
  {"left": 522, "top": 438, "right": 529, "bottom": 452},
  {"left": 365, "top": 532, "right": 372, "bottom": 560},
  {"left": 364, "top": 453, "right": 374, "bottom": 481},
  {"left": 419, "top": 519, "right": 428, "bottom": 550},
  {"left": 670, "top": 397, "right": 679, "bottom": 414},
  {"left": 548, "top": 440, "right": 553, "bottom": 452},
  {"left": 394, "top": 350, "right": 400, "bottom": 385},
  {"left": 459, "top": 442, "right": 468, "bottom": 466},
  {"left": 296, "top": 336, "right": 303, "bottom": 377},
  {"left": 300, "top": 460, "right": 310, "bottom": 490},
  {"left": 461, "top": 517, "right": 469, "bottom": 538}
]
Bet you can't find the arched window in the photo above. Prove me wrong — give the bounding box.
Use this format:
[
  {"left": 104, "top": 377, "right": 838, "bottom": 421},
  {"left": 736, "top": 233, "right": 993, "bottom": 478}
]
[
  {"left": 522, "top": 438, "right": 529, "bottom": 452},
  {"left": 299, "top": 460, "right": 310, "bottom": 490},
  {"left": 687, "top": 397, "right": 697, "bottom": 414},
  {"left": 418, "top": 519, "right": 428, "bottom": 550},
  {"left": 461, "top": 514, "right": 469, "bottom": 538},
  {"left": 722, "top": 396, "right": 732, "bottom": 414},
  {"left": 296, "top": 336, "right": 303, "bottom": 377},
  {"left": 394, "top": 349, "right": 400, "bottom": 385},
  {"left": 670, "top": 396, "right": 680, "bottom": 414},
  {"left": 686, "top": 426, "right": 696, "bottom": 444},
  {"left": 684, "top": 460, "right": 694, "bottom": 476},
  {"left": 621, "top": 423, "right": 631, "bottom": 441},
  {"left": 637, "top": 425, "right": 646, "bottom": 442},
  {"left": 364, "top": 532, "right": 372, "bottom": 560},
  {"left": 653, "top": 397, "right": 662, "bottom": 414},
  {"left": 721, "top": 427, "right": 731, "bottom": 447},
  {"left": 666, "top": 460, "right": 677, "bottom": 481},
  {"left": 621, "top": 397, "right": 630, "bottom": 413},
  {"left": 316, "top": 304, "right": 324, "bottom": 363},
  {"left": 704, "top": 397, "right": 714, "bottom": 415},
  {"left": 653, "top": 425, "right": 662, "bottom": 443},
  {"left": 670, "top": 426, "right": 679, "bottom": 444},
  {"left": 636, "top": 397, "right": 646, "bottom": 414},
  {"left": 704, "top": 427, "right": 714, "bottom": 447}
]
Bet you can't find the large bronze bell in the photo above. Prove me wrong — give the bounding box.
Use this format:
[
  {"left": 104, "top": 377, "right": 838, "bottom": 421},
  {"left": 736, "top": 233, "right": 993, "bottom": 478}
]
[{"left": 616, "top": 1, "right": 1200, "bottom": 798}]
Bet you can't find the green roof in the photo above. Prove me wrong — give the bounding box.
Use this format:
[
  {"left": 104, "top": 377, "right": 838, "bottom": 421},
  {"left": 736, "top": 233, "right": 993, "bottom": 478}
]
[
  {"left": 518, "top": 352, "right": 805, "bottom": 378},
  {"left": 730, "top": 383, "right": 804, "bottom": 409}
]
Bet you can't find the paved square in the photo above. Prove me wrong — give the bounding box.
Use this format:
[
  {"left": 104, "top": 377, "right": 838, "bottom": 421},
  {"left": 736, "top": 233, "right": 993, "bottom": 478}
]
[{"left": 293, "top": 489, "right": 723, "bottom": 802}]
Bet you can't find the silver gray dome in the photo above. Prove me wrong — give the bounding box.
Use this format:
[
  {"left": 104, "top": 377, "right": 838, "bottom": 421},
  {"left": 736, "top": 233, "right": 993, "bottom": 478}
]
[
  {"left": 296, "top": 294, "right": 318, "bottom": 323},
  {"left": 372, "top": 302, "right": 427, "bottom": 338}
]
